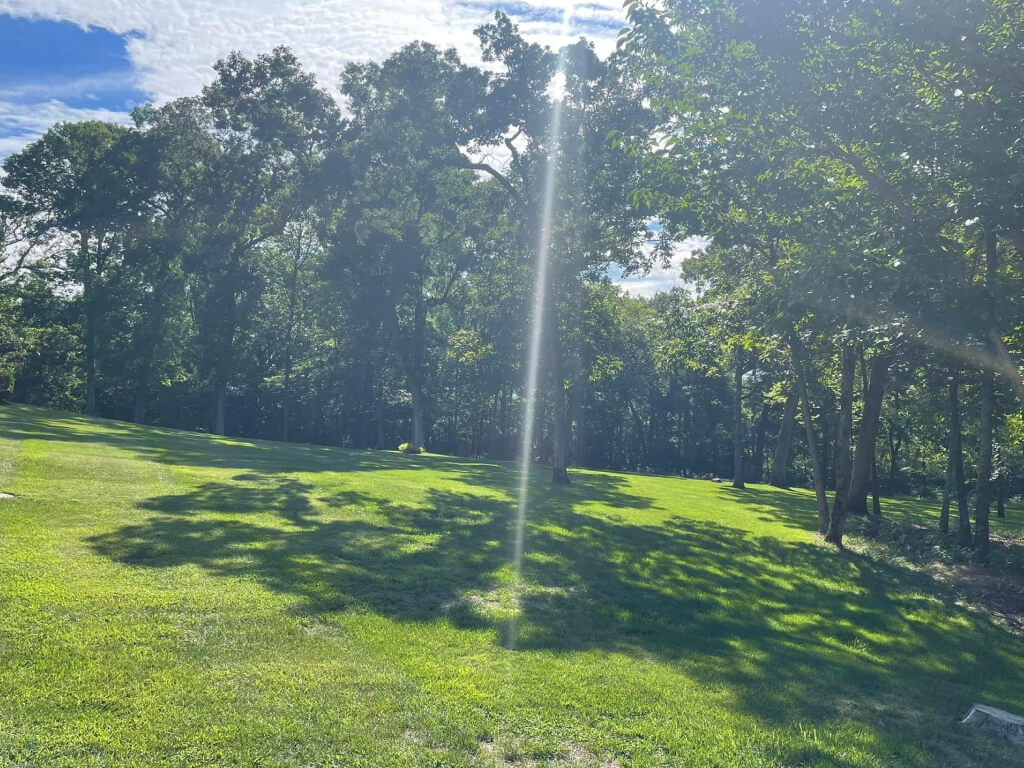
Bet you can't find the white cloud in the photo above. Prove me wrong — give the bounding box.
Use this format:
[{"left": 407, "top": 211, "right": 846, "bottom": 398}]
[
  {"left": 0, "top": 1, "right": 623, "bottom": 103},
  {"left": 0, "top": 98, "right": 133, "bottom": 157},
  {"left": 0, "top": 71, "right": 137, "bottom": 102},
  {"left": 614, "top": 235, "right": 707, "bottom": 298},
  {"left": 0, "top": 1, "right": 624, "bottom": 155}
]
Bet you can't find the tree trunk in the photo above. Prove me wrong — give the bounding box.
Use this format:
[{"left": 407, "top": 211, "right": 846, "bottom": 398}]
[
  {"left": 790, "top": 335, "right": 829, "bottom": 534},
  {"left": 950, "top": 370, "right": 972, "bottom": 546},
  {"left": 826, "top": 343, "right": 856, "bottom": 545},
  {"left": 214, "top": 377, "right": 227, "bottom": 436},
  {"left": 551, "top": 357, "right": 571, "bottom": 484},
  {"left": 751, "top": 401, "right": 768, "bottom": 483},
  {"left": 974, "top": 225, "right": 998, "bottom": 560},
  {"left": 80, "top": 231, "right": 97, "bottom": 416},
  {"left": 410, "top": 379, "right": 425, "bottom": 450},
  {"left": 869, "top": 452, "right": 882, "bottom": 535},
  {"left": 282, "top": 229, "right": 305, "bottom": 443},
  {"left": 130, "top": 243, "right": 177, "bottom": 429},
  {"left": 132, "top": 378, "right": 148, "bottom": 425},
  {"left": 975, "top": 361, "right": 994, "bottom": 559},
  {"left": 819, "top": 388, "right": 833, "bottom": 489},
  {"left": 211, "top": 245, "right": 240, "bottom": 437},
  {"left": 732, "top": 355, "right": 745, "bottom": 489},
  {"left": 770, "top": 389, "right": 798, "bottom": 488},
  {"left": 846, "top": 353, "right": 890, "bottom": 517},
  {"left": 548, "top": 298, "right": 571, "bottom": 484},
  {"left": 940, "top": 445, "right": 953, "bottom": 534},
  {"left": 576, "top": 381, "right": 589, "bottom": 468},
  {"left": 282, "top": 359, "right": 292, "bottom": 442}
]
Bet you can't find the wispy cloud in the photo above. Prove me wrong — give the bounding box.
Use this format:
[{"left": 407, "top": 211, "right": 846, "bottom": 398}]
[
  {"left": 0, "top": 1, "right": 623, "bottom": 104},
  {"left": 0, "top": 70, "right": 141, "bottom": 103},
  {"left": 0, "top": 1, "right": 624, "bottom": 156},
  {"left": 0, "top": 98, "right": 133, "bottom": 158},
  {"left": 613, "top": 236, "right": 707, "bottom": 298}
]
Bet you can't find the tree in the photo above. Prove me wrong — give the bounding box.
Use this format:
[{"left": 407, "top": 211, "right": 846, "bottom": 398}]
[
  {"left": 466, "top": 13, "right": 656, "bottom": 482},
  {"left": 191, "top": 47, "right": 339, "bottom": 434},
  {"left": 2, "top": 121, "right": 135, "bottom": 415}
]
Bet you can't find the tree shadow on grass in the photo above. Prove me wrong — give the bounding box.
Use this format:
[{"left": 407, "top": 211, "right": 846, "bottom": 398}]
[
  {"left": 87, "top": 471, "right": 1024, "bottom": 766},
  {"left": 139, "top": 473, "right": 319, "bottom": 527},
  {"left": 720, "top": 484, "right": 823, "bottom": 533}
]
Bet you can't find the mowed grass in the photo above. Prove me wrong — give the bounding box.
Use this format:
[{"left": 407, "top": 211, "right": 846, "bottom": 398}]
[{"left": 0, "top": 404, "right": 1022, "bottom": 767}]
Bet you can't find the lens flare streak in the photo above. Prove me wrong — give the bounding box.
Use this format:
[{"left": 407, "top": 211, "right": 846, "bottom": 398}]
[{"left": 507, "top": 3, "right": 575, "bottom": 650}]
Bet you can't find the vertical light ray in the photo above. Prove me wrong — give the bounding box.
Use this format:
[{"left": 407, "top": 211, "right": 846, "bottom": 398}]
[{"left": 506, "top": 3, "right": 575, "bottom": 650}]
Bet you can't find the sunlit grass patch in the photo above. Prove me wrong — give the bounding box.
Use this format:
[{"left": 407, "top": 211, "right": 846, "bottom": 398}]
[{"left": 0, "top": 404, "right": 1022, "bottom": 767}]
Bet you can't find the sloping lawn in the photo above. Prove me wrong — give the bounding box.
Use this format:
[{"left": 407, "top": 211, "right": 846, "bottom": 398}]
[{"left": 0, "top": 403, "right": 1022, "bottom": 767}]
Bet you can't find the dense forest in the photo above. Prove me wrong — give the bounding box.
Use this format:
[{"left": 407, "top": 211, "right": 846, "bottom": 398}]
[{"left": 1, "top": 1, "right": 1023, "bottom": 553}]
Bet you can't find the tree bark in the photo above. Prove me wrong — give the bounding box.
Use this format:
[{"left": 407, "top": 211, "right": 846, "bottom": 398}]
[
  {"left": 551, "top": 354, "right": 571, "bottom": 484},
  {"left": 211, "top": 245, "right": 240, "bottom": 436},
  {"left": 576, "top": 379, "right": 589, "bottom": 468},
  {"left": 548, "top": 296, "right": 571, "bottom": 484},
  {"left": 940, "top": 445, "right": 953, "bottom": 534},
  {"left": 770, "top": 389, "right": 798, "bottom": 488},
  {"left": 80, "top": 231, "right": 97, "bottom": 416},
  {"left": 826, "top": 343, "right": 856, "bottom": 545},
  {"left": 751, "top": 401, "right": 768, "bottom": 483},
  {"left": 282, "top": 363, "right": 292, "bottom": 442},
  {"left": 282, "top": 229, "right": 304, "bottom": 443},
  {"left": 214, "top": 377, "right": 227, "bottom": 436},
  {"left": 975, "top": 360, "right": 994, "bottom": 559},
  {"left": 132, "top": 378, "right": 148, "bottom": 425},
  {"left": 410, "top": 379, "right": 425, "bottom": 450},
  {"left": 869, "top": 452, "right": 883, "bottom": 535},
  {"left": 950, "top": 370, "right": 972, "bottom": 546},
  {"left": 790, "top": 335, "right": 829, "bottom": 534},
  {"left": 131, "top": 240, "right": 178, "bottom": 428},
  {"left": 846, "top": 353, "right": 890, "bottom": 517},
  {"left": 974, "top": 225, "right": 999, "bottom": 560},
  {"left": 375, "top": 381, "right": 385, "bottom": 449},
  {"left": 732, "top": 354, "right": 745, "bottom": 489}
]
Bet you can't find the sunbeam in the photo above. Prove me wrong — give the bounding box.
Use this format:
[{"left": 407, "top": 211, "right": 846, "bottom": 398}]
[{"left": 506, "top": 1, "right": 576, "bottom": 651}]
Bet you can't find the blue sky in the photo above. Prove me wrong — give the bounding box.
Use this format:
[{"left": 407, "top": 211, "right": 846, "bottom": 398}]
[
  {"left": 0, "top": 2, "right": 628, "bottom": 156},
  {"left": 0, "top": 1, "right": 627, "bottom": 160},
  {"left": 0, "top": 15, "right": 147, "bottom": 154},
  {"left": 0, "top": 1, "right": 686, "bottom": 293}
]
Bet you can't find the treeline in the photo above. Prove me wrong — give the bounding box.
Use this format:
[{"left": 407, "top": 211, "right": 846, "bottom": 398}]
[{"left": 1, "top": 3, "right": 1023, "bottom": 555}]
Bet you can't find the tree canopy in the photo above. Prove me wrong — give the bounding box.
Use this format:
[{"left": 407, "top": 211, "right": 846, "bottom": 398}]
[{"left": 2, "top": 5, "right": 1022, "bottom": 556}]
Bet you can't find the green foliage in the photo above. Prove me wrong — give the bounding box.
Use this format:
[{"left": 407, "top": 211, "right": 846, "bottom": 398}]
[
  {"left": 1, "top": 4, "right": 1023, "bottom": 510},
  {"left": 397, "top": 442, "right": 425, "bottom": 454}
]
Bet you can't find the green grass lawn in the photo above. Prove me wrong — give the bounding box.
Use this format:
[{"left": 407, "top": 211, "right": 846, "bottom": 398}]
[{"left": 0, "top": 404, "right": 1022, "bottom": 767}]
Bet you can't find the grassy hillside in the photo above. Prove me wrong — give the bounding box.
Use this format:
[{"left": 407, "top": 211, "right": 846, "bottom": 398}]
[{"left": 0, "top": 404, "right": 1022, "bottom": 767}]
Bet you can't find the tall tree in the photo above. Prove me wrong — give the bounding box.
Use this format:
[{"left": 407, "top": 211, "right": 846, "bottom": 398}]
[
  {"left": 192, "top": 47, "right": 339, "bottom": 434},
  {"left": 2, "top": 121, "right": 135, "bottom": 414}
]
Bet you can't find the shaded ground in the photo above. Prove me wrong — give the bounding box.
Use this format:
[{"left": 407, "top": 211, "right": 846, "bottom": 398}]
[{"left": 0, "top": 404, "right": 1023, "bottom": 767}]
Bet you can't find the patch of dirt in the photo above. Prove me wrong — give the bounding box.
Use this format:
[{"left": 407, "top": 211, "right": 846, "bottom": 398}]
[
  {"left": 403, "top": 729, "right": 430, "bottom": 747},
  {"left": 442, "top": 592, "right": 504, "bottom": 614},
  {"left": 477, "top": 737, "right": 619, "bottom": 767},
  {"left": 847, "top": 519, "right": 1024, "bottom": 635}
]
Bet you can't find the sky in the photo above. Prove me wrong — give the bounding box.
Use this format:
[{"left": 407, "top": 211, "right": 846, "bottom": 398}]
[{"left": 0, "top": 0, "right": 691, "bottom": 294}]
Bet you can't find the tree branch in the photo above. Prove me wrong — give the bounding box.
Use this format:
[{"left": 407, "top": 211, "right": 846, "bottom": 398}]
[{"left": 459, "top": 157, "right": 524, "bottom": 208}]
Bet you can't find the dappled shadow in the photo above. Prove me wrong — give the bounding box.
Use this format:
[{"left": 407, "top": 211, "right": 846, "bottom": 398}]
[
  {"left": 720, "top": 484, "right": 824, "bottom": 533},
  {"left": 24, "top": 402, "right": 1020, "bottom": 764},
  {"left": 140, "top": 473, "right": 319, "bottom": 527},
  {"left": 87, "top": 468, "right": 1024, "bottom": 767}
]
